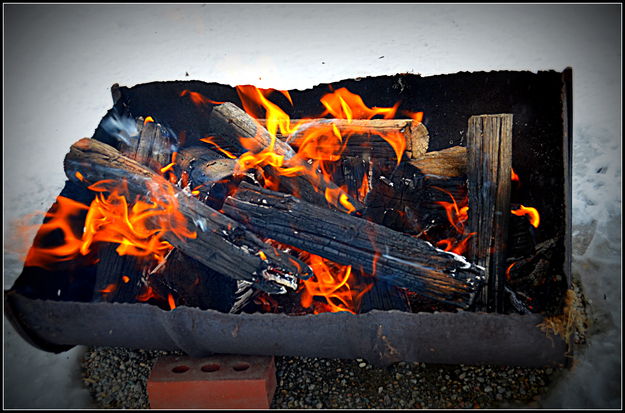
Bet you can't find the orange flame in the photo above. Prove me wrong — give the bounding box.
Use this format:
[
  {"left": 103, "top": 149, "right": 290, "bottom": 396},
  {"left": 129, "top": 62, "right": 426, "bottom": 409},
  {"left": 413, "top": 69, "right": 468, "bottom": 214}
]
[
  {"left": 299, "top": 253, "right": 372, "bottom": 314},
  {"left": 505, "top": 262, "right": 516, "bottom": 280},
  {"left": 167, "top": 293, "right": 176, "bottom": 310},
  {"left": 121, "top": 275, "right": 130, "bottom": 283},
  {"left": 144, "top": 116, "right": 154, "bottom": 125},
  {"left": 24, "top": 196, "right": 90, "bottom": 268},
  {"left": 98, "top": 283, "right": 117, "bottom": 294},
  {"left": 25, "top": 178, "right": 196, "bottom": 269},
  {"left": 511, "top": 205, "right": 540, "bottom": 228},
  {"left": 200, "top": 136, "right": 238, "bottom": 159},
  {"left": 136, "top": 285, "right": 163, "bottom": 303},
  {"left": 433, "top": 187, "right": 469, "bottom": 235},
  {"left": 403, "top": 110, "right": 424, "bottom": 123},
  {"left": 180, "top": 90, "right": 226, "bottom": 106},
  {"left": 432, "top": 187, "right": 475, "bottom": 256},
  {"left": 319, "top": 87, "right": 399, "bottom": 121},
  {"left": 511, "top": 168, "right": 520, "bottom": 182},
  {"left": 358, "top": 173, "right": 369, "bottom": 201},
  {"left": 231, "top": 85, "right": 409, "bottom": 211}
]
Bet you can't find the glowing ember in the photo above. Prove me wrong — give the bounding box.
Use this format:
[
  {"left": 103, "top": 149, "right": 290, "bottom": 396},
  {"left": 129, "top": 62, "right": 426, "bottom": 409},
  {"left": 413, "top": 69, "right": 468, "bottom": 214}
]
[{"left": 98, "top": 283, "right": 117, "bottom": 294}]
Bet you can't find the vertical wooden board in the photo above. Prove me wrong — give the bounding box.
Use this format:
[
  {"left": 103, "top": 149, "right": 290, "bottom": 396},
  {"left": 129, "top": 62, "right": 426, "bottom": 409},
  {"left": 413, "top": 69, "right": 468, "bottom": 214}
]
[{"left": 467, "top": 114, "right": 513, "bottom": 312}]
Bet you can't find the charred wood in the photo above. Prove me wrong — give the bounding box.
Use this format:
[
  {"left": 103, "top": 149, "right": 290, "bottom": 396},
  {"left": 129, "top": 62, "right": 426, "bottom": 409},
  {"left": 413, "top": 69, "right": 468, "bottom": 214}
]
[
  {"left": 222, "top": 182, "right": 485, "bottom": 308},
  {"left": 63, "top": 138, "right": 312, "bottom": 294},
  {"left": 148, "top": 248, "right": 241, "bottom": 312},
  {"left": 364, "top": 160, "right": 467, "bottom": 236},
  {"left": 359, "top": 278, "right": 412, "bottom": 313},
  {"left": 91, "top": 243, "right": 145, "bottom": 303}
]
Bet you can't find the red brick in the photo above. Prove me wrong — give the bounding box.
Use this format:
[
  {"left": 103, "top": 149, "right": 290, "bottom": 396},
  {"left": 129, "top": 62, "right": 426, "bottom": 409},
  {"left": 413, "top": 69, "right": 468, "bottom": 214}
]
[{"left": 147, "top": 354, "right": 276, "bottom": 409}]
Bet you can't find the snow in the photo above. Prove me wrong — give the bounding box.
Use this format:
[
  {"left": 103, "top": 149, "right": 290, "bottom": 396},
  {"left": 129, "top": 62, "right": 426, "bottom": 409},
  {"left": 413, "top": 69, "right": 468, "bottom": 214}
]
[{"left": 3, "top": 4, "right": 621, "bottom": 409}]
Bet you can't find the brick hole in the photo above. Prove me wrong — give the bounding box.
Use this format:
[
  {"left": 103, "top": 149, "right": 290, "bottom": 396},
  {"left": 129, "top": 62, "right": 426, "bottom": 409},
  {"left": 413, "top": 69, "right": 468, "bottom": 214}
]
[
  {"left": 171, "top": 365, "right": 190, "bottom": 373},
  {"left": 201, "top": 363, "right": 221, "bottom": 372},
  {"left": 232, "top": 362, "right": 250, "bottom": 372}
]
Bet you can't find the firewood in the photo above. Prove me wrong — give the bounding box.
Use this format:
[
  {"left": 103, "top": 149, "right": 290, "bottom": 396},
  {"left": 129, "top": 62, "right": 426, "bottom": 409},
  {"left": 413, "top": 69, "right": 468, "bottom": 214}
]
[
  {"left": 466, "top": 114, "right": 513, "bottom": 312},
  {"left": 63, "top": 137, "right": 312, "bottom": 294},
  {"left": 363, "top": 160, "right": 467, "bottom": 235},
  {"left": 410, "top": 146, "right": 467, "bottom": 178},
  {"left": 209, "top": 102, "right": 296, "bottom": 158},
  {"left": 209, "top": 103, "right": 364, "bottom": 212},
  {"left": 222, "top": 182, "right": 485, "bottom": 309},
  {"left": 359, "top": 278, "right": 412, "bottom": 313},
  {"left": 148, "top": 248, "right": 240, "bottom": 312},
  {"left": 92, "top": 118, "right": 183, "bottom": 304},
  {"left": 259, "top": 118, "right": 430, "bottom": 161}
]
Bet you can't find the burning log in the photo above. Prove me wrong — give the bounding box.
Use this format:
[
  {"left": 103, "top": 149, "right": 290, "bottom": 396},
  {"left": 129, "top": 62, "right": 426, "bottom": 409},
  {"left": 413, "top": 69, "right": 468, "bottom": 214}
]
[
  {"left": 222, "top": 182, "right": 485, "bottom": 308},
  {"left": 363, "top": 159, "right": 467, "bottom": 235},
  {"left": 209, "top": 102, "right": 364, "bottom": 212},
  {"left": 466, "top": 114, "right": 513, "bottom": 312},
  {"left": 63, "top": 137, "right": 312, "bottom": 294},
  {"left": 147, "top": 249, "right": 242, "bottom": 312},
  {"left": 175, "top": 146, "right": 243, "bottom": 209},
  {"left": 209, "top": 102, "right": 296, "bottom": 158},
  {"left": 259, "top": 118, "right": 430, "bottom": 161}
]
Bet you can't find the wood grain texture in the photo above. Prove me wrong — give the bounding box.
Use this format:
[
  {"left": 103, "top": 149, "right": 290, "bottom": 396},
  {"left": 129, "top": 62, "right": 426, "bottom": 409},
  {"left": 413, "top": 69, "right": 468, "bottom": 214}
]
[{"left": 466, "top": 114, "right": 513, "bottom": 312}]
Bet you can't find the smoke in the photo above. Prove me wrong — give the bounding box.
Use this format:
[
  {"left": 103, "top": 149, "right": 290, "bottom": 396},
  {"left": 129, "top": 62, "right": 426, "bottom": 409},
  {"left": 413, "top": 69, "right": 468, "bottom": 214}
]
[{"left": 99, "top": 107, "right": 140, "bottom": 146}]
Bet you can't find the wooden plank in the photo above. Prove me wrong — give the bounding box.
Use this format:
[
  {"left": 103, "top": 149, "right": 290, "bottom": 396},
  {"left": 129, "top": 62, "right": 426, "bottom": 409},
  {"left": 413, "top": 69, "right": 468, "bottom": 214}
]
[{"left": 466, "top": 114, "right": 513, "bottom": 312}]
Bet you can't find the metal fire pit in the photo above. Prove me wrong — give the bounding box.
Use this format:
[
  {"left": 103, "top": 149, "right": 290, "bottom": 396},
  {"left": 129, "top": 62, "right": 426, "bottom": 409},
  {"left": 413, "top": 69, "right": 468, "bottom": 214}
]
[{"left": 4, "top": 69, "right": 573, "bottom": 367}]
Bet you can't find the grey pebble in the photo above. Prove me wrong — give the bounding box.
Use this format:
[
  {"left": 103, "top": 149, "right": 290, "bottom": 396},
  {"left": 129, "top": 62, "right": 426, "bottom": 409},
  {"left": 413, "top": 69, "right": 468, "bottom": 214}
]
[{"left": 82, "top": 347, "right": 561, "bottom": 409}]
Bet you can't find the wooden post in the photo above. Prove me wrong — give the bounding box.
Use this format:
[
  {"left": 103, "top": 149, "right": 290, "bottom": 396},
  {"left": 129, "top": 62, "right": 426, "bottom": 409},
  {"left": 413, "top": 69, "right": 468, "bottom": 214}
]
[{"left": 466, "top": 114, "right": 513, "bottom": 313}]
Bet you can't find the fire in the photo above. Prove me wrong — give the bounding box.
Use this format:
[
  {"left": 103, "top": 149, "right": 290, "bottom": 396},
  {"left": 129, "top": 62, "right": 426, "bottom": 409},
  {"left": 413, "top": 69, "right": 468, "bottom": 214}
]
[
  {"left": 24, "top": 196, "right": 90, "bottom": 268},
  {"left": 223, "top": 85, "right": 411, "bottom": 213},
  {"left": 159, "top": 151, "right": 177, "bottom": 173},
  {"left": 144, "top": 116, "right": 154, "bottom": 125},
  {"left": 25, "top": 178, "right": 196, "bottom": 269},
  {"left": 298, "top": 252, "right": 372, "bottom": 314},
  {"left": 319, "top": 87, "right": 399, "bottom": 121},
  {"left": 511, "top": 205, "right": 540, "bottom": 228},
  {"left": 167, "top": 293, "right": 176, "bottom": 310},
  {"left": 432, "top": 186, "right": 475, "bottom": 256},
  {"left": 180, "top": 90, "right": 226, "bottom": 106},
  {"left": 200, "top": 136, "right": 237, "bottom": 159},
  {"left": 433, "top": 186, "right": 469, "bottom": 234},
  {"left": 511, "top": 168, "right": 520, "bottom": 182},
  {"left": 505, "top": 262, "right": 516, "bottom": 280},
  {"left": 357, "top": 173, "right": 369, "bottom": 201}
]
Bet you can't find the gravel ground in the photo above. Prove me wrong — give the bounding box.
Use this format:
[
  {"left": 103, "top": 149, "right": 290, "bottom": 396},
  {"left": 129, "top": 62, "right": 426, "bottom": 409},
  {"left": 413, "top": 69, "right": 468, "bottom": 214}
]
[{"left": 81, "top": 347, "right": 563, "bottom": 409}]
